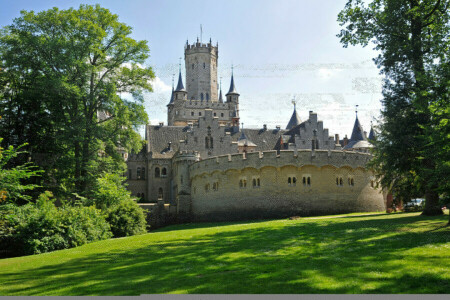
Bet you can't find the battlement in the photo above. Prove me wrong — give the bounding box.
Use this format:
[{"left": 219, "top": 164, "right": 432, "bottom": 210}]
[
  {"left": 189, "top": 150, "right": 372, "bottom": 177},
  {"left": 185, "top": 42, "right": 218, "bottom": 55}
]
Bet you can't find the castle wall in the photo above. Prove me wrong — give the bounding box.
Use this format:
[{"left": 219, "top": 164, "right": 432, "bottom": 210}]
[{"left": 189, "top": 150, "right": 385, "bottom": 221}]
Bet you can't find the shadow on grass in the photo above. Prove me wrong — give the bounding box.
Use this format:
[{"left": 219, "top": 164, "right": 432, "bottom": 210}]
[{"left": 1, "top": 214, "right": 449, "bottom": 295}]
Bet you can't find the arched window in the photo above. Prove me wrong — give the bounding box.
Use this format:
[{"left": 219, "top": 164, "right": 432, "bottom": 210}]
[
  {"left": 206, "top": 93, "right": 209, "bottom": 101},
  {"left": 243, "top": 179, "right": 247, "bottom": 187},
  {"left": 155, "top": 167, "right": 160, "bottom": 178},
  {"left": 307, "top": 177, "right": 311, "bottom": 185},
  {"left": 257, "top": 178, "right": 261, "bottom": 186},
  {"left": 340, "top": 178, "right": 343, "bottom": 186},
  {"left": 303, "top": 177, "right": 306, "bottom": 185},
  {"left": 158, "top": 188, "right": 163, "bottom": 200},
  {"left": 293, "top": 177, "right": 297, "bottom": 185},
  {"left": 141, "top": 168, "right": 145, "bottom": 180},
  {"left": 201, "top": 93, "right": 204, "bottom": 101},
  {"left": 137, "top": 167, "right": 141, "bottom": 180},
  {"left": 162, "top": 167, "right": 167, "bottom": 177},
  {"left": 253, "top": 179, "right": 257, "bottom": 187},
  {"left": 288, "top": 177, "right": 292, "bottom": 185}
]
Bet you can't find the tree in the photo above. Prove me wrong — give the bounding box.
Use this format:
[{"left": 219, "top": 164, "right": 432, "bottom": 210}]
[
  {"left": 0, "top": 4, "right": 153, "bottom": 195},
  {"left": 0, "top": 137, "right": 42, "bottom": 204},
  {"left": 337, "top": 0, "right": 449, "bottom": 216}
]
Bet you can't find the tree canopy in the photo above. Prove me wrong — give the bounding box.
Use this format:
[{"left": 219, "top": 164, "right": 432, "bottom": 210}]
[
  {"left": 337, "top": 0, "right": 449, "bottom": 216},
  {"left": 0, "top": 4, "right": 154, "bottom": 196}
]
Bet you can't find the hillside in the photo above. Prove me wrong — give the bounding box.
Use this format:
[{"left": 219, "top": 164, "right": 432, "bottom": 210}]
[{"left": 0, "top": 212, "right": 449, "bottom": 295}]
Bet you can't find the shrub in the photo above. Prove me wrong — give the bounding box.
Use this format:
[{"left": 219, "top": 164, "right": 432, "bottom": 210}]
[
  {"left": 87, "top": 173, "right": 132, "bottom": 209},
  {"left": 0, "top": 192, "right": 112, "bottom": 257},
  {"left": 106, "top": 199, "right": 147, "bottom": 238}
]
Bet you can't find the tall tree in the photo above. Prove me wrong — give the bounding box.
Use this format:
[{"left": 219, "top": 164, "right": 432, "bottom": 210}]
[
  {"left": 337, "top": 0, "right": 449, "bottom": 216},
  {"left": 0, "top": 5, "right": 154, "bottom": 195}
]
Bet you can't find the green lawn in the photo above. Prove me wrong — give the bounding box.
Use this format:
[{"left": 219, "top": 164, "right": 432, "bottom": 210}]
[{"left": 0, "top": 212, "right": 449, "bottom": 295}]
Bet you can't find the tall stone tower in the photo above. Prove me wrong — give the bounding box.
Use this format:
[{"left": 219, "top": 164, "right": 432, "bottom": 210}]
[{"left": 185, "top": 38, "right": 219, "bottom": 102}]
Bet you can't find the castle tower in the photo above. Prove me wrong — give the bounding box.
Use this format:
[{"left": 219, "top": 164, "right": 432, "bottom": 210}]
[
  {"left": 168, "top": 67, "right": 188, "bottom": 126},
  {"left": 185, "top": 38, "right": 218, "bottom": 102}
]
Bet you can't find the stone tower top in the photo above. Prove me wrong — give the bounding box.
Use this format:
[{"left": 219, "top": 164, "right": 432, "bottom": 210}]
[{"left": 184, "top": 39, "right": 219, "bottom": 102}]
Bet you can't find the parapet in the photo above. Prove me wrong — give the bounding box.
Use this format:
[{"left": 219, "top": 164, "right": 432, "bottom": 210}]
[{"left": 189, "top": 149, "right": 372, "bottom": 178}]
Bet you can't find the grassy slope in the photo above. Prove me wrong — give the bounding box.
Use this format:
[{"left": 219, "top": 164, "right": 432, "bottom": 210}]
[{"left": 0, "top": 212, "right": 449, "bottom": 295}]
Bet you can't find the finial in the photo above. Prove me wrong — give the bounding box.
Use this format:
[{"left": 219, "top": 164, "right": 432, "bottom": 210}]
[
  {"left": 292, "top": 95, "right": 297, "bottom": 111},
  {"left": 178, "top": 57, "right": 182, "bottom": 71},
  {"left": 200, "top": 24, "right": 203, "bottom": 43},
  {"left": 172, "top": 74, "right": 175, "bottom": 89},
  {"left": 241, "top": 122, "right": 244, "bottom": 129},
  {"left": 231, "top": 63, "right": 234, "bottom": 76},
  {"left": 220, "top": 77, "right": 222, "bottom": 89},
  {"left": 355, "top": 104, "right": 359, "bottom": 116},
  {"left": 209, "top": 37, "right": 212, "bottom": 44}
]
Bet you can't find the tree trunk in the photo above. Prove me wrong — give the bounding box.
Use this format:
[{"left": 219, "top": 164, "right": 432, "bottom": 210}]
[
  {"left": 74, "top": 141, "right": 82, "bottom": 193},
  {"left": 421, "top": 190, "right": 443, "bottom": 216}
]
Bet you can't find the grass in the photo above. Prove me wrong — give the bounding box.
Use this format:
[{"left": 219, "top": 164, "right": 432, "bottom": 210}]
[{"left": 0, "top": 211, "right": 449, "bottom": 295}]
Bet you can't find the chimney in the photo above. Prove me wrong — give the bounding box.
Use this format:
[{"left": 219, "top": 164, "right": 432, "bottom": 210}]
[
  {"left": 343, "top": 135, "right": 349, "bottom": 146},
  {"left": 263, "top": 124, "right": 267, "bottom": 131},
  {"left": 335, "top": 134, "right": 340, "bottom": 144},
  {"left": 159, "top": 122, "right": 164, "bottom": 127},
  {"left": 276, "top": 125, "right": 281, "bottom": 130},
  {"left": 168, "top": 142, "right": 172, "bottom": 151}
]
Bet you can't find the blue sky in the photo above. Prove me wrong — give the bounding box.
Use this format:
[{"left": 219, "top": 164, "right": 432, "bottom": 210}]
[{"left": 0, "top": 0, "right": 383, "bottom": 137}]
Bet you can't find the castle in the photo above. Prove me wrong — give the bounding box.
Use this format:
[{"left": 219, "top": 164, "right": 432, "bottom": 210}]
[{"left": 126, "top": 37, "right": 385, "bottom": 225}]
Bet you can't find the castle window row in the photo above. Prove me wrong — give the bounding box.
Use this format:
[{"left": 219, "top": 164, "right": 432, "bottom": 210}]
[
  {"left": 288, "top": 177, "right": 297, "bottom": 186},
  {"left": 302, "top": 176, "right": 311, "bottom": 186},
  {"left": 239, "top": 179, "right": 247, "bottom": 188},
  {"left": 336, "top": 177, "right": 355, "bottom": 186},
  {"left": 252, "top": 178, "right": 261, "bottom": 188},
  {"left": 127, "top": 167, "right": 145, "bottom": 180},
  {"left": 205, "top": 182, "right": 219, "bottom": 193},
  {"left": 155, "top": 167, "right": 168, "bottom": 178}
]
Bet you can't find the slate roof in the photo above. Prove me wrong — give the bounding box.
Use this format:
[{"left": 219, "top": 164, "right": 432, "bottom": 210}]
[
  {"left": 226, "top": 74, "right": 239, "bottom": 95},
  {"left": 168, "top": 87, "right": 175, "bottom": 105},
  {"left": 218, "top": 89, "right": 223, "bottom": 103},
  {"left": 237, "top": 130, "right": 257, "bottom": 147},
  {"left": 344, "top": 115, "right": 372, "bottom": 150},
  {"left": 146, "top": 125, "right": 285, "bottom": 159},
  {"left": 175, "top": 70, "right": 186, "bottom": 92},
  {"left": 286, "top": 108, "right": 301, "bottom": 130},
  {"left": 368, "top": 126, "right": 375, "bottom": 141}
]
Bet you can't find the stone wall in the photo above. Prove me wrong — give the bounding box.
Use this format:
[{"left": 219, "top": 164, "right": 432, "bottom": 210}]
[{"left": 189, "top": 150, "right": 385, "bottom": 221}]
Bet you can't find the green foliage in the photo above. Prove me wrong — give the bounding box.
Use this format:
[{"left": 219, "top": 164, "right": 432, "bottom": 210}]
[
  {"left": 337, "top": 0, "right": 450, "bottom": 215},
  {"left": 0, "top": 4, "right": 153, "bottom": 196},
  {"left": 106, "top": 199, "right": 147, "bottom": 238},
  {"left": 0, "top": 191, "right": 112, "bottom": 257},
  {"left": 0, "top": 138, "right": 42, "bottom": 204},
  {"left": 87, "top": 172, "right": 133, "bottom": 210}
]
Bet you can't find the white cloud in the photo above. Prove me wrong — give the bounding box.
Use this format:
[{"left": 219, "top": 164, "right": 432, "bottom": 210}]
[{"left": 150, "top": 77, "right": 172, "bottom": 93}]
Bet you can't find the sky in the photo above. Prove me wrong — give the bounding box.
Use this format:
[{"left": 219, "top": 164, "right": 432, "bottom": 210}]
[{"left": 0, "top": 0, "right": 384, "bottom": 138}]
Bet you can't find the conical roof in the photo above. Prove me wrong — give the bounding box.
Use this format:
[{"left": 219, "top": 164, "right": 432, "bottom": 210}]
[
  {"left": 238, "top": 130, "right": 256, "bottom": 147},
  {"left": 218, "top": 88, "right": 223, "bottom": 103},
  {"left": 168, "top": 87, "right": 174, "bottom": 105},
  {"left": 175, "top": 69, "right": 186, "bottom": 92},
  {"left": 350, "top": 116, "right": 367, "bottom": 142},
  {"left": 368, "top": 125, "right": 376, "bottom": 141},
  {"left": 226, "top": 73, "right": 239, "bottom": 95},
  {"left": 286, "top": 108, "right": 301, "bottom": 130}
]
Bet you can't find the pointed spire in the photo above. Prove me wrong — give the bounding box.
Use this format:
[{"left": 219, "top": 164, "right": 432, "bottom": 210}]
[
  {"left": 218, "top": 77, "right": 223, "bottom": 103},
  {"left": 226, "top": 65, "right": 239, "bottom": 95},
  {"left": 168, "top": 74, "right": 175, "bottom": 105},
  {"left": 238, "top": 124, "right": 256, "bottom": 147},
  {"left": 175, "top": 59, "right": 186, "bottom": 92},
  {"left": 350, "top": 106, "right": 367, "bottom": 142},
  {"left": 368, "top": 121, "right": 376, "bottom": 141},
  {"left": 286, "top": 96, "right": 301, "bottom": 129}
]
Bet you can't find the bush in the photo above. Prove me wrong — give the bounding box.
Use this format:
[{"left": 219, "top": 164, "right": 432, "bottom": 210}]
[
  {"left": 87, "top": 173, "right": 132, "bottom": 209},
  {"left": 0, "top": 192, "right": 112, "bottom": 257},
  {"left": 106, "top": 199, "right": 147, "bottom": 238}
]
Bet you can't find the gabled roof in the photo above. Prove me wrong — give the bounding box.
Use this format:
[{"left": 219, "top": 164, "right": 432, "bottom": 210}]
[
  {"left": 286, "top": 108, "right": 301, "bottom": 130},
  {"left": 226, "top": 73, "right": 239, "bottom": 95}
]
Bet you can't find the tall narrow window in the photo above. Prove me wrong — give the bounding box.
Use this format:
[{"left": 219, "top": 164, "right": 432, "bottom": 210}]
[
  {"left": 288, "top": 177, "right": 292, "bottom": 185},
  {"left": 162, "top": 168, "right": 167, "bottom": 177},
  {"left": 253, "top": 179, "right": 257, "bottom": 187},
  {"left": 293, "top": 177, "right": 297, "bottom": 186},
  {"left": 141, "top": 167, "right": 145, "bottom": 180},
  {"left": 158, "top": 188, "right": 163, "bottom": 200},
  {"left": 203, "top": 62, "right": 206, "bottom": 69},
  {"left": 137, "top": 167, "right": 141, "bottom": 180},
  {"left": 201, "top": 93, "right": 204, "bottom": 101},
  {"left": 307, "top": 177, "right": 311, "bottom": 185},
  {"left": 155, "top": 167, "right": 160, "bottom": 178},
  {"left": 206, "top": 93, "right": 209, "bottom": 101},
  {"left": 257, "top": 178, "right": 261, "bottom": 187}
]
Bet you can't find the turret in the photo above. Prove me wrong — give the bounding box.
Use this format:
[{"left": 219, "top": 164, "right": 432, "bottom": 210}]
[
  {"left": 343, "top": 106, "right": 372, "bottom": 151},
  {"left": 226, "top": 69, "right": 240, "bottom": 103},
  {"left": 286, "top": 100, "right": 301, "bottom": 130},
  {"left": 174, "top": 67, "right": 187, "bottom": 101}
]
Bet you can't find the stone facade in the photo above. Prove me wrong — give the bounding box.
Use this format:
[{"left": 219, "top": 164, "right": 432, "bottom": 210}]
[{"left": 127, "top": 37, "right": 385, "bottom": 226}]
